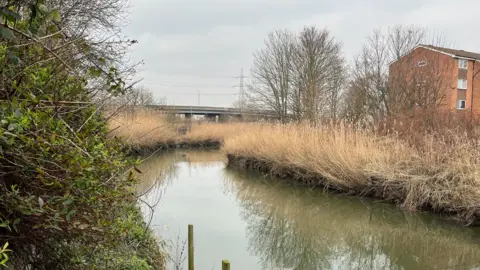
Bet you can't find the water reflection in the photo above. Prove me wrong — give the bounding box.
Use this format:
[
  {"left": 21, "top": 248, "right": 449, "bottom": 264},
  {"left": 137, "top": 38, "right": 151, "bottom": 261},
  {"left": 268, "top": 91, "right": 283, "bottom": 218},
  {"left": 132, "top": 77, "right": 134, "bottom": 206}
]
[
  {"left": 223, "top": 169, "right": 480, "bottom": 270},
  {"left": 135, "top": 150, "right": 226, "bottom": 227},
  {"left": 137, "top": 151, "right": 480, "bottom": 270},
  {"left": 136, "top": 150, "right": 226, "bottom": 195}
]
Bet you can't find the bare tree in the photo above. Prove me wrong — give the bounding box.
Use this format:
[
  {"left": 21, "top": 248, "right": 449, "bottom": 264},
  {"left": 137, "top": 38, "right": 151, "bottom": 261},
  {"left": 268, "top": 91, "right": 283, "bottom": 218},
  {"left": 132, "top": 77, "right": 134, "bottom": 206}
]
[
  {"left": 232, "top": 98, "right": 259, "bottom": 111},
  {"left": 388, "top": 25, "right": 425, "bottom": 60},
  {"left": 343, "top": 53, "right": 380, "bottom": 124},
  {"left": 343, "top": 76, "right": 369, "bottom": 123},
  {"left": 248, "top": 27, "right": 346, "bottom": 124},
  {"left": 325, "top": 59, "right": 348, "bottom": 123},
  {"left": 48, "top": 0, "right": 140, "bottom": 101},
  {"left": 132, "top": 87, "right": 154, "bottom": 106},
  {"left": 108, "top": 86, "right": 159, "bottom": 106},
  {"left": 248, "top": 29, "right": 296, "bottom": 123},
  {"left": 291, "top": 27, "right": 344, "bottom": 125},
  {"left": 344, "top": 25, "right": 437, "bottom": 122}
]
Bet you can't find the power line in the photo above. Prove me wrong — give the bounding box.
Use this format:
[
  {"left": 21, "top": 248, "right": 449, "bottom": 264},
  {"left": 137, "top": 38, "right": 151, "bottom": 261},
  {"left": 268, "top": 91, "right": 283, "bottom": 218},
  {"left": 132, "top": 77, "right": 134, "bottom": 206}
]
[
  {"left": 137, "top": 68, "right": 247, "bottom": 79},
  {"left": 157, "top": 92, "right": 238, "bottom": 96},
  {"left": 139, "top": 83, "right": 234, "bottom": 89},
  {"left": 136, "top": 79, "right": 236, "bottom": 88}
]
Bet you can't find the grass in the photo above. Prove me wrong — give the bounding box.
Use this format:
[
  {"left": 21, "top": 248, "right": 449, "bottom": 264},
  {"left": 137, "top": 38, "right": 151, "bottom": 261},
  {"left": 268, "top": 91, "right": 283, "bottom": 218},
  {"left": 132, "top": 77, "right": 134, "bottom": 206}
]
[
  {"left": 109, "top": 108, "right": 480, "bottom": 225},
  {"left": 223, "top": 121, "right": 480, "bottom": 225},
  {"left": 108, "top": 109, "right": 178, "bottom": 147},
  {"left": 108, "top": 109, "right": 242, "bottom": 150}
]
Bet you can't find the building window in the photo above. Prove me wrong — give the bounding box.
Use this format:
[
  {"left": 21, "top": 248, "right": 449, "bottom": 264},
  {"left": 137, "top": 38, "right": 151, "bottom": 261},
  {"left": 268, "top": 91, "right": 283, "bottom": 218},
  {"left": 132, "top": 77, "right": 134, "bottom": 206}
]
[
  {"left": 457, "top": 100, "right": 466, "bottom": 110},
  {"left": 458, "top": 79, "right": 467, "bottom": 89},
  {"left": 459, "top": 59, "right": 468, "bottom": 69},
  {"left": 418, "top": 60, "right": 427, "bottom": 67}
]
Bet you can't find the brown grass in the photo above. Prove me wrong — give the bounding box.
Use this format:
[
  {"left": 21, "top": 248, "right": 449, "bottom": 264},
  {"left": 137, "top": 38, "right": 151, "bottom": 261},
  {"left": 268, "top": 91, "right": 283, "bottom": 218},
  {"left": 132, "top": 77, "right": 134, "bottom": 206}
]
[
  {"left": 108, "top": 109, "right": 177, "bottom": 146},
  {"left": 109, "top": 108, "right": 480, "bottom": 224},
  {"left": 223, "top": 122, "right": 480, "bottom": 225},
  {"left": 108, "top": 109, "right": 242, "bottom": 149}
]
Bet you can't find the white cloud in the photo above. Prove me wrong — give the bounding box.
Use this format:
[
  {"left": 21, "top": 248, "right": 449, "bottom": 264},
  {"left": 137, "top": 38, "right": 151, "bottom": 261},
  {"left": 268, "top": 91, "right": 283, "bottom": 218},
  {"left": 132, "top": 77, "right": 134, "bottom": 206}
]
[{"left": 124, "top": 0, "right": 480, "bottom": 106}]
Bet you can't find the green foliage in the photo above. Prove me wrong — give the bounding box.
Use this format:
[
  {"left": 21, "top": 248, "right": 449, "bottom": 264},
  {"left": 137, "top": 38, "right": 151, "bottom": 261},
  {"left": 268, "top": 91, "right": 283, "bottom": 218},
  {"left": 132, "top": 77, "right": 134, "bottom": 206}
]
[
  {"left": 0, "top": 1, "right": 165, "bottom": 269},
  {"left": 0, "top": 242, "right": 11, "bottom": 267},
  {"left": 117, "top": 256, "right": 152, "bottom": 270}
]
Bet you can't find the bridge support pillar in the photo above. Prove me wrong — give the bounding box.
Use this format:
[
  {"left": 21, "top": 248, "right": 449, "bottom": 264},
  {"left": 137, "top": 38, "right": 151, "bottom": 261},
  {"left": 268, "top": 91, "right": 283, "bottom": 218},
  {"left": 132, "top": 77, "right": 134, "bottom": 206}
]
[{"left": 205, "top": 114, "right": 218, "bottom": 122}]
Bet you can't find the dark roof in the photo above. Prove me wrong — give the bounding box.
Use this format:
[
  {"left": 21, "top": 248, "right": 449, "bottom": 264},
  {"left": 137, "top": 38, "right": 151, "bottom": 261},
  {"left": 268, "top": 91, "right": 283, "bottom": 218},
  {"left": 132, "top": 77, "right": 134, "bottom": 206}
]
[{"left": 421, "top": 44, "right": 480, "bottom": 60}]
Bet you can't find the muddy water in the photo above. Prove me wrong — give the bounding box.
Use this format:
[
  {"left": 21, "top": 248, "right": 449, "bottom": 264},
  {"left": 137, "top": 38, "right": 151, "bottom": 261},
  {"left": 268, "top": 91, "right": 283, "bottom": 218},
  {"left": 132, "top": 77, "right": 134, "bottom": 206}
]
[{"left": 136, "top": 150, "right": 480, "bottom": 270}]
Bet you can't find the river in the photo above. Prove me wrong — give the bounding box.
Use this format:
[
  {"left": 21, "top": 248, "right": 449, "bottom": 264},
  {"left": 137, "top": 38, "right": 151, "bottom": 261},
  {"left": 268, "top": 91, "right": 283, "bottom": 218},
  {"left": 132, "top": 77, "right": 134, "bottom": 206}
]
[{"left": 136, "top": 150, "right": 480, "bottom": 270}]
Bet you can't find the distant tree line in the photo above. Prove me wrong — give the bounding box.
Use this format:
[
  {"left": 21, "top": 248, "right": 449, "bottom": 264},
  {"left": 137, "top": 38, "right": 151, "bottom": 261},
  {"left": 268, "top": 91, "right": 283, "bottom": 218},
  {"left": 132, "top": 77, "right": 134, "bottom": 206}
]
[
  {"left": 245, "top": 25, "right": 449, "bottom": 124},
  {"left": 108, "top": 86, "right": 167, "bottom": 107}
]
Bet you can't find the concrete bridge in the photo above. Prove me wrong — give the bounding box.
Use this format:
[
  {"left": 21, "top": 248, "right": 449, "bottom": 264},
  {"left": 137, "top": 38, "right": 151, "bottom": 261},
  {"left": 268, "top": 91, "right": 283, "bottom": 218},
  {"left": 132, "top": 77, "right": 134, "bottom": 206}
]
[{"left": 144, "top": 105, "right": 278, "bottom": 121}]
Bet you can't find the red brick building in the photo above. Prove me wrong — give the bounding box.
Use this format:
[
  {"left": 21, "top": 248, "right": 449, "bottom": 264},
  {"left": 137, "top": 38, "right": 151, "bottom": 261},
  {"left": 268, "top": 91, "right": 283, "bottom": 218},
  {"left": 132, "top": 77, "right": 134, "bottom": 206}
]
[{"left": 389, "top": 45, "right": 480, "bottom": 114}]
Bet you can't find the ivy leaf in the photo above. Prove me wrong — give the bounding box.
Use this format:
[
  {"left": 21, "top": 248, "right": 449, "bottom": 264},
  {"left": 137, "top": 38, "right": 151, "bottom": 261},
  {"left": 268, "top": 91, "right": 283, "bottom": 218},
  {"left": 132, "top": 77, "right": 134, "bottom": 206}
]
[
  {"left": 38, "top": 4, "right": 49, "bottom": 14},
  {"left": 51, "top": 10, "right": 61, "bottom": 23},
  {"left": 7, "top": 123, "right": 17, "bottom": 131},
  {"left": 13, "top": 109, "right": 22, "bottom": 118},
  {"left": 0, "top": 26, "right": 15, "bottom": 41}
]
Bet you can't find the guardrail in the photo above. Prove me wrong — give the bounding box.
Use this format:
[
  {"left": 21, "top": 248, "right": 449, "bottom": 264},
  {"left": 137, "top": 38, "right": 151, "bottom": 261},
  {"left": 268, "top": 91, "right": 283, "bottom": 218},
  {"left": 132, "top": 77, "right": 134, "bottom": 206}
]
[{"left": 144, "top": 105, "right": 277, "bottom": 116}]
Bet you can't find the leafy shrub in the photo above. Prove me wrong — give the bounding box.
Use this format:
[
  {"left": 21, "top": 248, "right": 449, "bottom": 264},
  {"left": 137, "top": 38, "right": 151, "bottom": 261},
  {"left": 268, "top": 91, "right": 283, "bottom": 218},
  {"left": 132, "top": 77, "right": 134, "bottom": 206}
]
[
  {"left": 117, "top": 256, "right": 152, "bottom": 270},
  {"left": 0, "top": 1, "right": 165, "bottom": 269}
]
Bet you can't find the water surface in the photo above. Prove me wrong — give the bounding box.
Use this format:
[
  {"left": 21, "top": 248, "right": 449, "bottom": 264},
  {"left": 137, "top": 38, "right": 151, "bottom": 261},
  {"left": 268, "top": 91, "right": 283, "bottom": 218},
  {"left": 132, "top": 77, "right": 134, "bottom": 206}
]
[{"left": 137, "top": 150, "right": 480, "bottom": 270}]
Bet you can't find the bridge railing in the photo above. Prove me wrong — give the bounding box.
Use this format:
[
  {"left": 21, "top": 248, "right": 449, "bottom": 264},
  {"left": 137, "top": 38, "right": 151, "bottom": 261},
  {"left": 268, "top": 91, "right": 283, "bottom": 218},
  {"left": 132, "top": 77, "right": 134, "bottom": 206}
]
[{"left": 143, "top": 105, "right": 277, "bottom": 116}]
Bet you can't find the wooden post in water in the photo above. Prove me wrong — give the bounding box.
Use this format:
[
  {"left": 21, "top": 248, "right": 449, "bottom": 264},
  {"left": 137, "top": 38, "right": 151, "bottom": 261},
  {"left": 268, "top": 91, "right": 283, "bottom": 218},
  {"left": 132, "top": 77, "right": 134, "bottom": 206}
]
[
  {"left": 222, "top": 260, "right": 230, "bottom": 270},
  {"left": 188, "top": 224, "right": 194, "bottom": 270}
]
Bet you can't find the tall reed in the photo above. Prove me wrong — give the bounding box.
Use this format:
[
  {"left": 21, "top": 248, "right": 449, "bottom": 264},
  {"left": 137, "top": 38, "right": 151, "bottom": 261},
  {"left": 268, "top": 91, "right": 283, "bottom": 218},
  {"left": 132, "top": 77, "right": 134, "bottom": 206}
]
[{"left": 224, "top": 122, "right": 480, "bottom": 224}]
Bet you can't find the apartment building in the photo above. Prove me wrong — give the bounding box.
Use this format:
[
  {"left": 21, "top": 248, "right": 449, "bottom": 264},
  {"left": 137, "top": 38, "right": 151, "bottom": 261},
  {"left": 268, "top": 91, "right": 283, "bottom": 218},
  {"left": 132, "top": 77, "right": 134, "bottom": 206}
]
[{"left": 388, "top": 45, "right": 480, "bottom": 114}]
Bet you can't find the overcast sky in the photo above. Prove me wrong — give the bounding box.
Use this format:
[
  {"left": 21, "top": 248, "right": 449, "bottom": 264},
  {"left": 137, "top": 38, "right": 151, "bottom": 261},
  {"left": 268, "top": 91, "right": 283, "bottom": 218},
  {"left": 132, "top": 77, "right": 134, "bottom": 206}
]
[{"left": 123, "top": 0, "right": 480, "bottom": 107}]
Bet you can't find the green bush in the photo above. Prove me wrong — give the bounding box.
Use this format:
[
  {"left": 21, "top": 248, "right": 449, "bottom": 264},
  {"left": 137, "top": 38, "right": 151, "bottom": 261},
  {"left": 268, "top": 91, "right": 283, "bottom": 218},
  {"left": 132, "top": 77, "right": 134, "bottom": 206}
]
[
  {"left": 0, "top": 1, "right": 165, "bottom": 269},
  {"left": 117, "top": 256, "right": 152, "bottom": 270}
]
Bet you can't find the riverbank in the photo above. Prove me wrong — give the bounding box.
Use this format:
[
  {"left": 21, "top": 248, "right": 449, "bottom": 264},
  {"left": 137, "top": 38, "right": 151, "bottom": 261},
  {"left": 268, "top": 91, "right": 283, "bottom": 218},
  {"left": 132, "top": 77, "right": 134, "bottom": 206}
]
[
  {"left": 108, "top": 109, "right": 240, "bottom": 154},
  {"left": 223, "top": 123, "right": 480, "bottom": 226},
  {"left": 135, "top": 149, "right": 480, "bottom": 269},
  {"left": 109, "top": 109, "right": 480, "bottom": 225}
]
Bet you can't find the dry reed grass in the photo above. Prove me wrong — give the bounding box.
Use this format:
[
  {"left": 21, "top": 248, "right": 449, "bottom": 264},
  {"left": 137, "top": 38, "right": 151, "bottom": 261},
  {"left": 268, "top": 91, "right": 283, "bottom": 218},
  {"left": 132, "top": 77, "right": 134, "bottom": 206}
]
[
  {"left": 109, "top": 108, "right": 480, "bottom": 224},
  {"left": 224, "top": 122, "right": 480, "bottom": 225},
  {"left": 108, "top": 109, "right": 247, "bottom": 149},
  {"left": 108, "top": 109, "right": 178, "bottom": 146}
]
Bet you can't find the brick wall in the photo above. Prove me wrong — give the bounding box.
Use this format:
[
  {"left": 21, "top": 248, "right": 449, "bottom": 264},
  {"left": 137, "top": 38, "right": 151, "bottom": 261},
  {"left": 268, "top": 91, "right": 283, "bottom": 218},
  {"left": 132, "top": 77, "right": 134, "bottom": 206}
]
[
  {"left": 471, "top": 61, "right": 480, "bottom": 115},
  {"left": 389, "top": 47, "right": 455, "bottom": 112}
]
